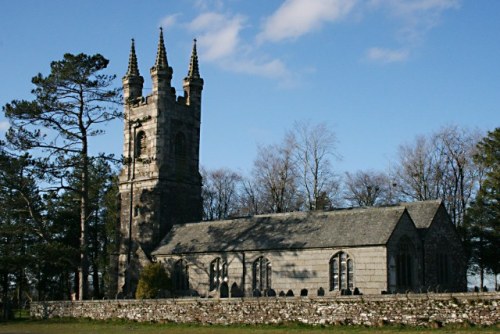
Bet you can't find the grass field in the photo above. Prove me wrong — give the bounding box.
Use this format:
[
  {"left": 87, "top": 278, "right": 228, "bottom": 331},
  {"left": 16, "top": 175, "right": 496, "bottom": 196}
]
[{"left": 0, "top": 319, "right": 499, "bottom": 334}]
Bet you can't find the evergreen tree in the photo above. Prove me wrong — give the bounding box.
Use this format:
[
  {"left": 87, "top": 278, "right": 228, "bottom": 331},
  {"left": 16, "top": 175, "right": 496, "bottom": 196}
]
[
  {"left": 3, "top": 53, "right": 121, "bottom": 299},
  {"left": 465, "top": 128, "right": 500, "bottom": 290}
]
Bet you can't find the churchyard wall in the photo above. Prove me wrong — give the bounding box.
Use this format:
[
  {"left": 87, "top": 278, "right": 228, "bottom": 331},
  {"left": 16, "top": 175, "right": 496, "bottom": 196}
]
[{"left": 31, "top": 292, "right": 499, "bottom": 327}]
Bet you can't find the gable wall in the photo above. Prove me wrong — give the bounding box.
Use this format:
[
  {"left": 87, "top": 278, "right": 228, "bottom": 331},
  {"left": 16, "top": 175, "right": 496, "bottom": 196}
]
[
  {"left": 159, "top": 245, "right": 387, "bottom": 297},
  {"left": 386, "top": 213, "right": 424, "bottom": 293},
  {"left": 423, "top": 205, "right": 467, "bottom": 291}
]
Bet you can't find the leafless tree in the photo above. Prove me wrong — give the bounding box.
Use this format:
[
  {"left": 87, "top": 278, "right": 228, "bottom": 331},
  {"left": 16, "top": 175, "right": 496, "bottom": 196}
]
[
  {"left": 252, "top": 139, "right": 301, "bottom": 213},
  {"left": 392, "top": 125, "right": 483, "bottom": 226},
  {"left": 238, "top": 178, "right": 262, "bottom": 216},
  {"left": 288, "top": 121, "right": 341, "bottom": 210},
  {"left": 201, "top": 167, "right": 242, "bottom": 221},
  {"left": 344, "top": 170, "right": 396, "bottom": 207}
]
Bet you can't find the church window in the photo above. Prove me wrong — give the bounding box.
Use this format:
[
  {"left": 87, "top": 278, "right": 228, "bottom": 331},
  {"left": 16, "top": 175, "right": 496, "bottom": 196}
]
[
  {"left": 437, "top": 253, "right": 449, "bottom": 285},
  {"left": 396, "top": 238, "right": 414, "bottom": 290},
  {"left": 135, "top": 131, "right": 147, "bottom": 157},
  {"left": 209, "top": 257, "right": 228, "bottom": 291},
  {"left": 329, "top": 252, "right": 353, "bottom": 291},
  {"left": 174, "top": 132, "right": 187, "bottom": 159},
  {"left": 173, "top": 259, "right": 189, "bottom": 291},
  {"left": 252, "top": 256, "right": 271, "bottom": 292},
  {"left": 174, "top": 132, "right": 187, "bottom": 177}
]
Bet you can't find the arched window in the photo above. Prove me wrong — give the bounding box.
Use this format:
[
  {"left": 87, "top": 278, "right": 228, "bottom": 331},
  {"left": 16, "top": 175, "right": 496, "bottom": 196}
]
[
  {"left": 135, "top": 131, "right": 147, "bottom": 157},
  {"left": 209, "top": 257, "right": 228, "bottom": 291},
  {"left": 174, "top": 132, "right": 187, "bottom": 159},
  {"left": 173, "top": 259, "right": 189, "bottom": 291},
  {"left": 397, "top": 238, "right": 414, "bottom": 290},
  {"left": 252, "top": 256, "right": 271, "bottom": 291},
  {"left": 436, "top": 253, "right": 449, "bottom": 286},
  {"left": 329, "top": 252, "right": 353, "bottom": 291},
  {"left": 174, "top": 132, "right": 187, "bottom": 177}
]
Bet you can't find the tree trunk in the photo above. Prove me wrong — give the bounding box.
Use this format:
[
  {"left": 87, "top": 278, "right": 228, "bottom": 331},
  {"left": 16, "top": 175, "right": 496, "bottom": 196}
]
[{"left": 78, "top": 135, "right": 90, "bottom": 300}]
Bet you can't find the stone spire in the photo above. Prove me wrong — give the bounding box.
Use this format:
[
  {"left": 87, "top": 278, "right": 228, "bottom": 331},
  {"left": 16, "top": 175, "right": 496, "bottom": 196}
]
[
  {"left": 152, "top": 27, "right": 168, "bottom": 72},
  {"left": 186, "top": 39, "right": 200, "bottom": 79},
  {"left": 150, "top": 27, "right": 173, "bottom": 93},
  {"left": 124, "top": 38, "right": 140, "bottom": 78},
  {"left": 183, "top": 38, "right": 203, "bottom": 107},
  {"left": 123, "top": 38, "right": 144, "bottom": 101}
]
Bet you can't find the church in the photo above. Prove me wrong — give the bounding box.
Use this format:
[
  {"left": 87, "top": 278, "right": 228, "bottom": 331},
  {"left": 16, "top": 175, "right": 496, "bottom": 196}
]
[{"left": 115, "top": 30, "right": 466, "bottom": 298}]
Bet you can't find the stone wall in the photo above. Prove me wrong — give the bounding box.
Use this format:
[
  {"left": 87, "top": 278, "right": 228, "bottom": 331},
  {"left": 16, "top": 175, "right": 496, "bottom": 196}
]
[
  {"left": 162, "top": 246, "right": 388, "bottom": 298},
  {"left": 31, "top": 292, "right": 499, "bottom": 327}
]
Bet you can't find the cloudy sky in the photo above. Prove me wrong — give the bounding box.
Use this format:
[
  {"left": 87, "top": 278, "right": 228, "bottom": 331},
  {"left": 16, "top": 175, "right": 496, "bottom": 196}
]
[{"left": 1, "top": 0, "right": 499, "bottom": 175}]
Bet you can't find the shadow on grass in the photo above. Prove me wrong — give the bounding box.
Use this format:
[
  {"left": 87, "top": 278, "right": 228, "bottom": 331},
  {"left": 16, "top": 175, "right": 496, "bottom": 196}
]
[{"left": 1, "top": 317, "right": 498, "bottom": 334}]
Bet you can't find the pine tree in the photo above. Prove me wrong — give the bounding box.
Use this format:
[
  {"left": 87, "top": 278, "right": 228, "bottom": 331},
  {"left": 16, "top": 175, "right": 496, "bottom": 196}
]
[
  {"left": 465, "top": 128, "right": 500, "bottom": 290},
  {"left": 3, "top": 53, "right": 121, "bottom": 299}
]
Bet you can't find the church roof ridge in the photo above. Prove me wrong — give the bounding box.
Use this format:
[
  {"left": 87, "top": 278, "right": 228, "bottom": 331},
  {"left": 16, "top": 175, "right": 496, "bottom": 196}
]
[{"left": 153, "top": 204, "right": 417, "bottom": 256}]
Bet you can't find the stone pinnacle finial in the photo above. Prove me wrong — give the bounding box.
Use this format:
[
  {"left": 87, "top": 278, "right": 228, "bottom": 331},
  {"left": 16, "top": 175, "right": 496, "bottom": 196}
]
[
  {"left": 152, "top": 27, "right": 168, "bottom": 71},
  {"left": 125, "top": 38, "right": 140, "bottom": 77},
  {"left": 186, "top": 38, "right": 201, "bottom": 79}
]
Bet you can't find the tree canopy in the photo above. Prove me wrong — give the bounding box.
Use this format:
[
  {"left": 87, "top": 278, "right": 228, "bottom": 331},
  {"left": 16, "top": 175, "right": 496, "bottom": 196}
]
[{"left": 3, "top": 53, "right": 121, "bottom": 300}]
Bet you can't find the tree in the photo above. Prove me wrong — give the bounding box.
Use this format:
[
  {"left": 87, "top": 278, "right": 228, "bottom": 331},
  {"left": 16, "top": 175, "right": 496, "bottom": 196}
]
[
  {"left": 3, "top": 53, "right": 121, "bottom": 300},
  {"left": 392, "top": 126, "right": 482, "bottom": 227},
  {"left": 238, "top": 177, "right": 263, "bottom": 216},
  {"left": 202, "top": 168, "right": 242, "bottom": 221},
  {"left": 288, "top": 121, "right": 340, "bottom": 210},
  {"left": 252, "top": 140, "right": 300, "bottom": 213},
  {"left": 0, "top": 149, "right": 42, "bottom": 314},
  {"left": 344, "top": 170, "right": 396, "bottom": 207},
  {"left": 135, "top": 263, "right": 171, "bottom": 299},
  {"left": 465, "top": 128, "right": 500, "bottom": 290}
]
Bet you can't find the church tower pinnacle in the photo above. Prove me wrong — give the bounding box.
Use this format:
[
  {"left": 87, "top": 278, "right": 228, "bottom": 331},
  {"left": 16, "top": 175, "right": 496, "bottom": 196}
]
[
  {"left": 150, "top": 27, "right": 173, "bottom": 94},
  {"left": 122, "top": 38, "right": 144, "bottom": 101},
  {"left": 183, "top": 39, "right": 204, "bottom": 108}
]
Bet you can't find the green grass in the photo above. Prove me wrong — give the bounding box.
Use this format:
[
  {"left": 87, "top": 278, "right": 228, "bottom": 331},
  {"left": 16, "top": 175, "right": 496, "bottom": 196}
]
[{"left": 0, "top": 318, "right": 498, "bottom": 334}]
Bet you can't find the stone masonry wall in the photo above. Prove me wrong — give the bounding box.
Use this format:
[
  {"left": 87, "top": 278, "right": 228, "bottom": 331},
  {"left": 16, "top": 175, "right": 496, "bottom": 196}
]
[{"left": 31, "top": 292, "right": 499, "bottom": 327}]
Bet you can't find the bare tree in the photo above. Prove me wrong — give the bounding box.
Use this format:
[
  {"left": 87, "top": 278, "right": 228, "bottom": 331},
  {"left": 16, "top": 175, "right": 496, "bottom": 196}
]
[
  {"left": 434, "top": 126, "right": 484, "bottom": 227},
  {"left": 201, "top": 168, "right": 242, "bottom": 221},
  {"left": 252, "top": 139, "right": 301, "bottom": 213},
  {"left": 392, "top": 126, "right": 483, "bottom": 227},
  {"left": 344, "top": 170, "right": 396, "bottom": 207},
  {"left": 288, "top": 121, "right": 340, "bottom": 210},
  {"left": 238, "top": 177, "right": 262, "bottom": 216}
]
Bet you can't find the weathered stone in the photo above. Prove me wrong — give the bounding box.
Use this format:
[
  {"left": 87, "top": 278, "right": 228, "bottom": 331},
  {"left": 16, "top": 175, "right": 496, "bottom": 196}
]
[{"left": 31, "top": 292, "right": 499, "bottom": 327}]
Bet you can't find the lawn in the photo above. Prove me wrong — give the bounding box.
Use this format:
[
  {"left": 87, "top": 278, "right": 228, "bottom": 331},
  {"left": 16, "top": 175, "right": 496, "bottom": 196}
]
[{"left": 0, "top": 319, "right": 499, "bottom": 334}]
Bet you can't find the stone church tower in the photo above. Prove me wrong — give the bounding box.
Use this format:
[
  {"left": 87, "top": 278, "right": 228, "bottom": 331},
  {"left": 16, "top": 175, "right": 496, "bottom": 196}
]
[{"left": 116, "top": 29, "right": 204, "bottom": 296}]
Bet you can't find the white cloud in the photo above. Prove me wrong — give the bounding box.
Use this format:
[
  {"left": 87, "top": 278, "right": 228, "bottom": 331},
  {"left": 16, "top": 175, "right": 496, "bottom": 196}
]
[
  {"left": 258, "top": 0, "right": 357, "bottom": 43},
  {"left": 0, "top": 120, "right": 9, "bottom": 132},
  {"left": 160, "top": 14, "right": 181, "bottom": 28},
  {"left": 374, "top": 0, "right": 460, "bottom": 16},
  {"left": 187, "top": 12, "right": 294, "bottom": 85},
  {"left": 365, "top": 47, "right": 409, "bottom": 63},
  {"left": 188, "top": 12, "right": 246, "bottom": 61},
  {"left": 192, "top": 0, "right": 224, "bottom": 12},
  {"left": 368, "top": 0, "right": 460, "bottom": 44}
]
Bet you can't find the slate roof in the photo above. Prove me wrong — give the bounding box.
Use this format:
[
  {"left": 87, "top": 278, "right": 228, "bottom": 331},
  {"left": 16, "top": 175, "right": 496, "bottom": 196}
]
[
  {"left": 153, "top": 205, "right": 414, "bottom": 255},
  {"left": 402, "top": 200, "right": 442, "bottom": 229}
]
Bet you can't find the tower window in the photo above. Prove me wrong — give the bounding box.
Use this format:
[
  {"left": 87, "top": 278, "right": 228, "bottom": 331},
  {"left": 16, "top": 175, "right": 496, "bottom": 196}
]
[
  {"left": 136, "top": 131, "right": 147, "bottom": 157},
  {"left": 174, "top": 132, "right": 187, "bottom": 159}
]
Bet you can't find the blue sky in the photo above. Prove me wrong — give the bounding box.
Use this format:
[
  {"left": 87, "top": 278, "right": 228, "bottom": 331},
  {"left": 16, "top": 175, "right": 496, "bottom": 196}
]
[{"left": 1, "top": 0, "right": 499, "bottom": 176}]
